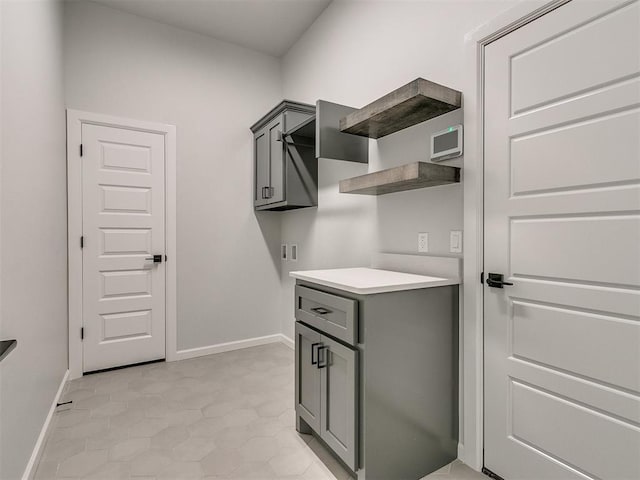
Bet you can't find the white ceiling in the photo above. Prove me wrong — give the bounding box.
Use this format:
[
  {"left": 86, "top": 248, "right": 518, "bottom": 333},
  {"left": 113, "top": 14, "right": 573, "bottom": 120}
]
[{"left": 89, "top": 0, "right": 332, "bottom": 57}]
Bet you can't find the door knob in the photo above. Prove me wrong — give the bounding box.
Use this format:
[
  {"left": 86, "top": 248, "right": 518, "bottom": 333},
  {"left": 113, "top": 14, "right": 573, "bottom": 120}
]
[
  {"left": 486, "top": 273, "right": 513, "bottom": 288},
  {"left": 145, "top": 255, "right": 163, "bottom": 263}
]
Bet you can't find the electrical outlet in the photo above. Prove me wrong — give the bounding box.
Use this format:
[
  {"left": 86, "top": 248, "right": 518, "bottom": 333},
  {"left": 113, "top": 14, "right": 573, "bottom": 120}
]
[
  {"left": 290, "top": 244, "right": 298, "bottom": 262},
  {"left": 281, "top": 244, "right": 287, "bottom": 261},
  {"left": 450, "top": 231, "right": 463, "bottom": 253},
  {"left": 418, "top": 233, "right": 429, "bottom": 253}
]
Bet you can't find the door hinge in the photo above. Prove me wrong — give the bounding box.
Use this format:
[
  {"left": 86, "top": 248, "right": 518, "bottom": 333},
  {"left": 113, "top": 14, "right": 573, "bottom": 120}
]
[
  {"left": 480, "top": 271, "right": 484, "bottom": 284},
  {"left": 165, "top": 255, "right": 168, "bottom": 262},
  {"left": 80, "top": 144, "right": 83, "bottom": 157},
  {"left": 80, "top": 236, "right": 84, "bottom": 248},
  {"left": 80, "top": 327, "right": 84, "bottom": 340},
  {"left": 481, "top": 467, "right": 505, "bottom": 480}
]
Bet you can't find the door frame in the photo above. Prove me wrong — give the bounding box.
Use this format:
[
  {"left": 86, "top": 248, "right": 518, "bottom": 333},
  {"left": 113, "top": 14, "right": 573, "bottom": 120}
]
[
  {"left": 461, "top": 0, "right": 571, "bottom": 470},
  {"left": 66, "top": 109, "right": 177, "bottom": 380}
]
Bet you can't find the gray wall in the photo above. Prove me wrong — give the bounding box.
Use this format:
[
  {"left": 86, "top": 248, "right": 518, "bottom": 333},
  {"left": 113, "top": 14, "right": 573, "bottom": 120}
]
[
  {"left": 0, "top": 1, "right": 68, "bottom": 478},
  {"left": 63, "top": 1, "right": 284, "bottom": 351},
  {"left": 279, "top": 0, "right": 510, "bottom": 338},
  {"left": 278, "top": 0, "right": 512, "bottom": 464}
]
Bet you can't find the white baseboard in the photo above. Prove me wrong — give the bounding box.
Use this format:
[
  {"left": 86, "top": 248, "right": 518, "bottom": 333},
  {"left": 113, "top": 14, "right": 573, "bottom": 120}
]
[
  {"left": 457, "top": 442, "right": 465, "bottom": 462},
  {"left": 174, "top": 333, "right": 294, "bottom": 361},
  {"left": 279, "top": 334, "right": 294, "bottom": 350},
  {"left": 457, "top": 442, "right": 482, "bottom": 472},
  {"left": 22, "top": 369, "right": 69, "bottom": 480}
]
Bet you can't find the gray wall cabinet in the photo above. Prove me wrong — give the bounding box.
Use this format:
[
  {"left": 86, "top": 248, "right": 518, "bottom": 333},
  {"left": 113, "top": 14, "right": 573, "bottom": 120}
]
[
  {"left": 294, "top": 280, "right": 458, "bottom": 479},
  {"left": 251, "top": 101, "right": 317, "bottom": 211},
  {"left": 251, "top": 100, "right": 370, "bottom": 211}
]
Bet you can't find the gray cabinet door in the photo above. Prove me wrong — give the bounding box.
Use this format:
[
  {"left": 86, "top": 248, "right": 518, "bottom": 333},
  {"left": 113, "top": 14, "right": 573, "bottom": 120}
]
[
  {"left": 320, "top": 334, "right": 358, "bottom": 471},
  {"left": 253, "top": 114, "right": 284, "bottom": 207},
  {"left": 253, "top": 127, "right": 269, "bottom": 207},
  {"left": 266, "top": 115, "right": 284, "bottom": 205},
  {"left": 295, "top": 322, "right": 321, "bottom": 432}
]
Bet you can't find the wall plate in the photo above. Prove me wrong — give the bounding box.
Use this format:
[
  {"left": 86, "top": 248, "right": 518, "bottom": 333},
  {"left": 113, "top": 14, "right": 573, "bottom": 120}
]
[
  {"left": 450, "top": 231, "right": 463, "bottom": 253},
  {"left": 418, "top": 233, "right": 429, "bottom": 253}
]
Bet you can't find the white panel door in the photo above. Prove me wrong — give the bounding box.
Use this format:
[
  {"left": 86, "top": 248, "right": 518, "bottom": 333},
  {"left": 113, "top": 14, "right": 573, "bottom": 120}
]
[
  {"left": 82, "top": 124, "right": 166, "bottom": 372},
  {"left": 484, "top": 1, "right": 640, "bottom": 479}
]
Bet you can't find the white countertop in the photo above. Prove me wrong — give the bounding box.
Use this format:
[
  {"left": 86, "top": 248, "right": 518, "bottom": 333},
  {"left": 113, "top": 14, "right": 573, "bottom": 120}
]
[{"left": 289, "top": 267, "right": 459, "bottom": 295}]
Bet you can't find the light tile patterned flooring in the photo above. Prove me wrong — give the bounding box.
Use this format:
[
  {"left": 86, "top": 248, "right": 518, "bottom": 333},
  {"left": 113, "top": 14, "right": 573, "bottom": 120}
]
[{"left": 35, "top": 343, "right": 485, "bottom": 480}]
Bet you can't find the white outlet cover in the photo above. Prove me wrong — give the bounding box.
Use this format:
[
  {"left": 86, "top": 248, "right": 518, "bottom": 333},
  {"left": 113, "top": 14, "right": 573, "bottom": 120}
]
[
  {"left": 418, "top": 232, "right": 429, "bottom": 253},
  {"left": 281, "top": 244, "right": 287, "bottom": 260},
  {"left": 450, "top": 231, "right": 462, "bottom": 253},
  {"left": 290, "top": 244, "right": 298, "bottom": 262}
]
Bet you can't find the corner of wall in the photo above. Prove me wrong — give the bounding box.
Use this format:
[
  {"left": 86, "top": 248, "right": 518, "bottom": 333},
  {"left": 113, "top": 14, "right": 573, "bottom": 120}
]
[{"left": 0, "top": 0, "right": 68, "bottom": 477}]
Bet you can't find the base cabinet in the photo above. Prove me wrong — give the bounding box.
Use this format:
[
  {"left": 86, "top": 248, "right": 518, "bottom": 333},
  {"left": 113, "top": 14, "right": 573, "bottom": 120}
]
[
  {"left": 294, "top": 281, "right": 459, "bottom": 480},
  {"left": 295, "top": 322, "right": 358, "bottom": 471}
]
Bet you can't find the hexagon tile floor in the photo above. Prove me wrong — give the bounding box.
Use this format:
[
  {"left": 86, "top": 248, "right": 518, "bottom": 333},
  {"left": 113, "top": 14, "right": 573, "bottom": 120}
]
[{"left": 34, "top": 343, "right": 486, "bottom": 480}]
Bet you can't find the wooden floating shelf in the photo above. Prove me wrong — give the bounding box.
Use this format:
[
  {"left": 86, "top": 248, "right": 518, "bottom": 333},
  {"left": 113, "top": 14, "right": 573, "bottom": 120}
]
[
  {"left": 339, "top": 78, "right": 462, "bottom": 139},
  {"left": 339, "top": 162, "right": 460, "bottom": 195}
]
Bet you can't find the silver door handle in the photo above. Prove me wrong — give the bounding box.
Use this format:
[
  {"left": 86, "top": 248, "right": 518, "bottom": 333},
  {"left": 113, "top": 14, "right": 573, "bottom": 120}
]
[{"left": 145, "top": 255, "right": 163, "bottom": 263}]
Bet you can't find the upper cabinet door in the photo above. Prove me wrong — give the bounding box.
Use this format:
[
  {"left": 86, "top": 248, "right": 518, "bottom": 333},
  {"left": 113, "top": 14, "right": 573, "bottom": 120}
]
[
  {"left": 320, "top": 334, "right": 358, "bottom": 471},
  {"left": 267, "top": 115, "right": 285, "bottom": 205},
  {"left": 254, "top": 127, "right": 269, "bottom": 207},
  {"left": 250, "top": 100, "right": 317, "bottom": 211}
]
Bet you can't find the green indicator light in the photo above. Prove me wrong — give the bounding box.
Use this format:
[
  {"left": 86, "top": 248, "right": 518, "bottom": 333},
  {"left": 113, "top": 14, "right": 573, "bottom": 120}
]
[{"left": 448, "top": 127, "right": 453, "bottom": 132}]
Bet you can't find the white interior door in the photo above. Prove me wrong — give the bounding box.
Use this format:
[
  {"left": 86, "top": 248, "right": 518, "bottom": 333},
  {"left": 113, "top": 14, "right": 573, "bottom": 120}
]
[
  {"left": 82, "top": 124, "right": 166, "bottom": 372},
  {"left": 483, "top": 1, "right": 640, "bottom": 479}
]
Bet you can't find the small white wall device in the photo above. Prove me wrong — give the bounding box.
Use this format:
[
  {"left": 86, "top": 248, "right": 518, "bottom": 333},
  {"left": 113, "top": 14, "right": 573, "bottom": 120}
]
[{"left": 430, "top": 124, "right": 463, "bottom": 162}]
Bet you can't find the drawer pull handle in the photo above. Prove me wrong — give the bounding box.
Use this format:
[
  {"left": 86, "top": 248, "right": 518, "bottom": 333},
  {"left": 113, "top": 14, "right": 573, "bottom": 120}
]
[
  {"left": 311, "top": 307, "right": 332, "bottom": 315},
  {"left": 311, "top": 342, "right": 321, "bottom": 365},
  {"left": 317, "top": 346, "right": 329, "bottom": 369}
]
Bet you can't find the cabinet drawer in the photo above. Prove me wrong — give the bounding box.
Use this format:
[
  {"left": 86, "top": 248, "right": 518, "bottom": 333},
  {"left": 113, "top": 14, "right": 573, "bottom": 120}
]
[{"left": 295, "top": 285, "right": 358, "bottom": 345}]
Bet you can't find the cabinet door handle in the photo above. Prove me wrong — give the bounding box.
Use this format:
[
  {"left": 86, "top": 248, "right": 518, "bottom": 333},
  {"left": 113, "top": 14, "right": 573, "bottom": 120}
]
[
  {"left": 311, "top": 307, "right": 332, "bottom": 315},
  {"left": 311, "top": 342, "right": 321, "bottom": 365},
  {"left": 317, "top": 346, "right": 329, "bottom": 369},
  {"left": 262, "top": 186, "right": 274, "bottom": 199}
]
